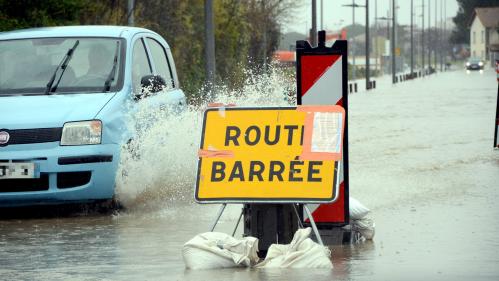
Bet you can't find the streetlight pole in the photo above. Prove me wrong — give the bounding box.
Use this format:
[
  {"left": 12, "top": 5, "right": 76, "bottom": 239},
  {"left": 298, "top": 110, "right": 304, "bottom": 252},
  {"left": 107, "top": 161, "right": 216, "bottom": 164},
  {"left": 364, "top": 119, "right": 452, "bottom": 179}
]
[
  {"left": 443, "top": 0, "right": 446, "bottom": 69},
  {"left": 127, "top": 0, "right": 134, "bottom": 26},
  {"left": 311, "top": 0, "right": 317, "bottom": 47},
  {"left": 411, "top": 0, "right": 414, "bottom": 77},
  {"left": 422, "top": 0, "right": 425, "bottom": 73},
  {"left": 375, "top": 0, "right": 378, "bottom": 72},
  {"left": 366, "top": 0, "right": 370, "bottom": 89},
  {"left": 321, "top": 0, "right": 324, "bottom": 30},
  {"left": 428, "top": 0, "right": 431, "bottom": 70},
  {"left": 387, "top": 13, "right": 390, "bottom": 75},
  {"left": 391, "top": 0, "right": 396, "bottom": 84},
  {"left": 439, "top": 0, "right": 445, "bottom": 72},
  {"left": 434, "top": 0, "right": 437, "bottom": 71},
  {"left": 352, "top": 1, "right": 355, "bottom": 80},
  {"left": 205, "top": 0, "right": 216, "bottom": 87}
]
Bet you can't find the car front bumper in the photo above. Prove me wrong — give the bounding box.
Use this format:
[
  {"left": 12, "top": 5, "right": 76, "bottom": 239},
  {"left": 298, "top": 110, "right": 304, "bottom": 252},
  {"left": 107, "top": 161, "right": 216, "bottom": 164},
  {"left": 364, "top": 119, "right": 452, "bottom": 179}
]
[
  {"left": 466, "top": 64, "right": 483, "bottom": 70},
  {"left": 0, "top": 142, "right": 120, "bottom": 206}
]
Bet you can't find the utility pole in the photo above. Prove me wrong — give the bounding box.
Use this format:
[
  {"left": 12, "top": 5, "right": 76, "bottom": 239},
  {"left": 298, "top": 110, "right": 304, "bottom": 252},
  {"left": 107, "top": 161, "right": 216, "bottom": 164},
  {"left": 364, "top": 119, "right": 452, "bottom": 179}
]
[
  {"left": 262, "top": 1, "right": 268, "bottom": 70},
  {"left": 410, "top": 0, "right": 414, "bottom": 77},
  {"left": 375, "top": 0, "right": 378, "bottom": 72},
  {"left": 366, "top": 0, "right": 370, "bottom": 89},
  {"left": 391, "top": 0, "right": 396, "bottom": 84},
  {"left": 352, "top": 1, "right": 355, "bottom": 80},
  {"left": 422, "top": 0, "right": 425, "bottom": 73},
  {"left": 428, "top": 0, "right": 431, "bottom": 70},
  {"left": 127, "top": 0, "right": 134, "bottom": 26},
  {"left": 321, "top": 0, "right": 324, "bottom": 30},
  {"left": 440, "top": 0, "right": 443, "bottom": 71},
  {"left": 434, "top": 0, "right": 437, "bottom": 71},
  {"left": 442, "top": 0, "right": 448, "bottom": 68},
  {"left": 205, "top": 0, "right": 216, "bottom": 87},
  {"left": 387, "top": 12, "right": 390, "bottom": 75},
  {"left": 311, "top": 0, "right": 318, "bottom": 47}
]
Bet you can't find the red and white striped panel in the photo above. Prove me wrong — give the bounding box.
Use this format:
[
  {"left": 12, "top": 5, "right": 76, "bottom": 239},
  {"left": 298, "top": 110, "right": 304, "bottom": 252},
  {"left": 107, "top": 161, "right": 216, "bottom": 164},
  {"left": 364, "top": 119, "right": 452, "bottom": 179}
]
[
  {"left": 299, "top": 54, "right": 348, "bottom": 224},
  {"left": 495, "top": 63, "right": 499, "bottom": 148},
  {"left": 495, "top": 83, "right": 499, "bottom": 148}
]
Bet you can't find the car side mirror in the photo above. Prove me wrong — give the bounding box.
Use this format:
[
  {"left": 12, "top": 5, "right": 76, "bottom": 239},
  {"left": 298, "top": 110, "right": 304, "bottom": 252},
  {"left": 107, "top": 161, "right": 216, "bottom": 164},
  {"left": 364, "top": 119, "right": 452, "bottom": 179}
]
[{"left": 137, "top": 75, "right": 166, "bottom": 99}]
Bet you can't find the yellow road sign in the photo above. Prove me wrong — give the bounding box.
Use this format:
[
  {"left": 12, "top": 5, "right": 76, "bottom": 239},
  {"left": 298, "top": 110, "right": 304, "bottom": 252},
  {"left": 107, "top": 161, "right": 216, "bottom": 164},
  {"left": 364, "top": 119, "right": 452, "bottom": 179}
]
[{"left": 195, "top": 106, "right": 344, "bottom": 203}]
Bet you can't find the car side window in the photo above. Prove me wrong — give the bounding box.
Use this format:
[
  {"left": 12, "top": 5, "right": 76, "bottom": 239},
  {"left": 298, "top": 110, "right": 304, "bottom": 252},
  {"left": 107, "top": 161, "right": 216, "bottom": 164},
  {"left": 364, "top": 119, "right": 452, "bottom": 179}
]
[
  {"left": 146, "top": 38, "right": 174, "bottom": 89},
  {"left": 132, "top": 38, "right": 152, "bottom": 94}
]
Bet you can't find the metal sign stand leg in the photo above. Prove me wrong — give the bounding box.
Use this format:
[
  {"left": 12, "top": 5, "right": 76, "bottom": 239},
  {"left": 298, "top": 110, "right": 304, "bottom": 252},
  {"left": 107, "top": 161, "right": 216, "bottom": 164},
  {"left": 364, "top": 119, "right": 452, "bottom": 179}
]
[
  {"left": 292, "top": 203, "right": 304, "bottom": 229},
  {"left": 231, "top": 207, "right": 244, "bottom": 236},
  {"left": 210, "top": 204, "right": 324, "bottom": 248},
  {"left": 210, "top": 203, "right": 227, "bottom": 232},
  {"left": 304, "top": 204, "right": 324, "bottom": 246}
]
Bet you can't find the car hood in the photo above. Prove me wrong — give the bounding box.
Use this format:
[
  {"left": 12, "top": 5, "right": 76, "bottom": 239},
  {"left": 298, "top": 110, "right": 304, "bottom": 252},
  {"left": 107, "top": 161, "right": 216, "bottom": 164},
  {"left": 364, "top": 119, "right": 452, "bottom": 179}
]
[{"left": 0, "top": 93, "right": 117, "bottom": 129}]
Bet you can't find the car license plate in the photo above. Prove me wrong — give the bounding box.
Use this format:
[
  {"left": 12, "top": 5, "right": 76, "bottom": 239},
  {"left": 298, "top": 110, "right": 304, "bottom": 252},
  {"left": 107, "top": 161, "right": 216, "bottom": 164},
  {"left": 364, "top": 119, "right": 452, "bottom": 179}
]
[{"left": 0, "top": 162, "right": 36, "bottom": 179}]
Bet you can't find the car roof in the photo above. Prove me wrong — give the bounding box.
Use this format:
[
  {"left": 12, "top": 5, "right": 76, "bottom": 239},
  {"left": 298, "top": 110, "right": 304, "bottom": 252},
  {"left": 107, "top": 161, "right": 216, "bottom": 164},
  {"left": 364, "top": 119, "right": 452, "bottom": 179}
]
[{"left": 0, "top": 25, "right": 158, "bottom": 40}]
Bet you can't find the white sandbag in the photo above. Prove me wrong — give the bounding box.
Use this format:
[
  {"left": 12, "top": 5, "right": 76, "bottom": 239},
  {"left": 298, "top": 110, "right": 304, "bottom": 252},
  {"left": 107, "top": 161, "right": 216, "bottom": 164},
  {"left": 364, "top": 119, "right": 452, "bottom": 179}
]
[
  {"left": 183, "top": 232, "right": 259, "bottom": 269},
  {"left": 352, "top": 218, "right": 376, "bottom": 240},
  {"left": 349, "top": 197, "right": 370, "bottom": 220},
  {"left": 255, "top": 228, "right": 333, "bottom": 269}
]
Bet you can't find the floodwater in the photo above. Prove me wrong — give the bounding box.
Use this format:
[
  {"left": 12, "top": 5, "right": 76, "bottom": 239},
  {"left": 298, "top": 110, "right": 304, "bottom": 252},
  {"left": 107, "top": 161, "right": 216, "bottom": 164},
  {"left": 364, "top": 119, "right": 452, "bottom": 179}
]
[{"left": 1, "top": 68, "right": 498, "bottom": 281}]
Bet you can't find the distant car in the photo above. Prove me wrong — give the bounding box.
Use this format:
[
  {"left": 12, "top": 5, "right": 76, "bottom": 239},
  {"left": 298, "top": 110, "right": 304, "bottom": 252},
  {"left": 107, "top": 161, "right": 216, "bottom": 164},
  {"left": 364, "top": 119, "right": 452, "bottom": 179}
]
[
  {"left": 465, "top": 57, "right": 484, "bottom": 70},
  {"left": 0, "top": 26, "right": 186, "bottom": 206}
]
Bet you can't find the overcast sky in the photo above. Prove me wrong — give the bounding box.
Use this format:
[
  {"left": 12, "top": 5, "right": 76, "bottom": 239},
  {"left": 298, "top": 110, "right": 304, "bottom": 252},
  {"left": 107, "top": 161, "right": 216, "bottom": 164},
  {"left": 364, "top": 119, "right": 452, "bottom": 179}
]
[{"left": 283, "top": 0, "right": 460, "bottom": 34}]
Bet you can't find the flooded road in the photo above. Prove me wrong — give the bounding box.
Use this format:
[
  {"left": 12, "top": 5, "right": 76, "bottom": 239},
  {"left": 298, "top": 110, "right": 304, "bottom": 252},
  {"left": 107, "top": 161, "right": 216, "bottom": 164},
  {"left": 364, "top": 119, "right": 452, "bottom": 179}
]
[{"left": 1, "top": 69, "right": 498, "bottom": 280}]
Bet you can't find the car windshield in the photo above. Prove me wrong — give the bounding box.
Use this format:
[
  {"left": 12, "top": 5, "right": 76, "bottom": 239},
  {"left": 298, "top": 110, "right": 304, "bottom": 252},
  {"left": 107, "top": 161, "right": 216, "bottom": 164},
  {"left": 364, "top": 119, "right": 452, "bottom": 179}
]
[
  {"left": 469, "top": 57, "right": 482, "bottom": 63},
  {"left": 0, "top": 37, "right": 124, "bottom": 95}
]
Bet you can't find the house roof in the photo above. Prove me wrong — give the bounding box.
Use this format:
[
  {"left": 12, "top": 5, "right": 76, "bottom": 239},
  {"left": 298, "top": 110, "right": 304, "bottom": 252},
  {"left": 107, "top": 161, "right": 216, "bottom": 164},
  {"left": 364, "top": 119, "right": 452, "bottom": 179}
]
[
  {"left": 273, "top": 50, "right": 295, "bottom": 62},
  {"left": 472, "top": 7, "right": 499, "bottom": 28}
]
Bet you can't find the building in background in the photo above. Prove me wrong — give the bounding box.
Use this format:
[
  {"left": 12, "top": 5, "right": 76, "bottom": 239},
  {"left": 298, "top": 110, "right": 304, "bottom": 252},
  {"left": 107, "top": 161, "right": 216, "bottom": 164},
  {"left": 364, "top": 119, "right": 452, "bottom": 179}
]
[{"left": 469, "top": 7, "right": 499, "bottom": 66}]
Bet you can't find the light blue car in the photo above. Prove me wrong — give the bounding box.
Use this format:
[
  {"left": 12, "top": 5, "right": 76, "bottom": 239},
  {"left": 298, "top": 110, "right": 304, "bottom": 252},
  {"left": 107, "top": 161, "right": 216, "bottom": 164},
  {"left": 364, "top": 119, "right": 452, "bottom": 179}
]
[{"left": 0, "top": 26, "right": 186, "bottom": 206}]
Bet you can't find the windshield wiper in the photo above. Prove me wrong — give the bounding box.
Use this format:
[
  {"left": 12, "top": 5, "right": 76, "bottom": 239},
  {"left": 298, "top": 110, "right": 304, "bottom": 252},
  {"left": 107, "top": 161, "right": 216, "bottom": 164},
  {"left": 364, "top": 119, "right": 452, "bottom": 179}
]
[
  {"left": 103, "top": 41, "right": 120, "bottom": 92},
  {"left": 44, "top": 40, "right": 79, "bottom": 95}
]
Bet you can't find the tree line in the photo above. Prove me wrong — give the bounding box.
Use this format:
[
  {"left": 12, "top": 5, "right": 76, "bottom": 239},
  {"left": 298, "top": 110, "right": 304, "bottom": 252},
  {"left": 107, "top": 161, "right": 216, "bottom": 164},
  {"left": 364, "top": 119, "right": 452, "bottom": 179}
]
[{"left": 0, "top": 0, "right": 299, "bottom": 98}]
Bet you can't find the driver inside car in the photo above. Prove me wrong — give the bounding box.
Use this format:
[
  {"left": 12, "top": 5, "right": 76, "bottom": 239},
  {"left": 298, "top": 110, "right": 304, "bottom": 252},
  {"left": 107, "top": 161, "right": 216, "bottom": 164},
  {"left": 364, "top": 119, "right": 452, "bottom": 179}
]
[{"left": 77, "top": 43, "right": 113, "bottom": 85}]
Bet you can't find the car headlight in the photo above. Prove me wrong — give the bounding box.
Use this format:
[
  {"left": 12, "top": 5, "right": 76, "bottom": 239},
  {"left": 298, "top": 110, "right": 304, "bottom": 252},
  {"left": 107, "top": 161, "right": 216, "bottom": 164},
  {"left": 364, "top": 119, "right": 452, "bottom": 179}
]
[
  {"left": 466, "top": 62, "right": 470, "bottom": 66},
  {"left": 60, "top": 120, "right": 102, "bottom": 145},
  {"left": 478, "top": 61, "right": 483, "bottom": 66}
]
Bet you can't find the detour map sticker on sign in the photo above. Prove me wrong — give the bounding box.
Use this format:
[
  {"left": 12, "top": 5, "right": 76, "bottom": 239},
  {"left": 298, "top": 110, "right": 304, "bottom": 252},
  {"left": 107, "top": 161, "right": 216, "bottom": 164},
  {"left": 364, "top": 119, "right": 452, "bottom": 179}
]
[{"left": 195, "top": 106, "right": 345, "bottom": 203}]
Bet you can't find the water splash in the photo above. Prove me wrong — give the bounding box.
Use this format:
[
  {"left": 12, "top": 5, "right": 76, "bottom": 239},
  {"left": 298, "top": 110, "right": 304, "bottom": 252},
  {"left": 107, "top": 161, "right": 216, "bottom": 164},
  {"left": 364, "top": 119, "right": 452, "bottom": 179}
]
[{"left": 115, "top": 67, "right": 295, "bottom": 209}]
